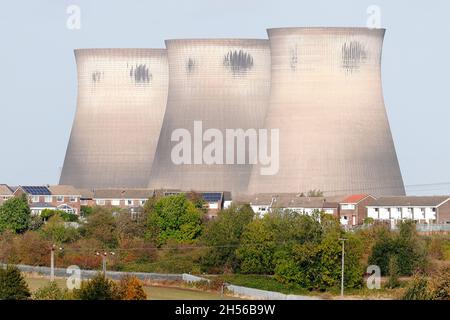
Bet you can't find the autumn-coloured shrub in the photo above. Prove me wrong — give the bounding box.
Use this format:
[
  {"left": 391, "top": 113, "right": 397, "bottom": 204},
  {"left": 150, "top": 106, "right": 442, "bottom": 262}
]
[
  {"left": 116, "top": 275, "right": 147, "bottom": 300},
  {"left": 115, "top": 238, "right": 156, "bottom": 267},
  {"left": 0, "top": 231, "right": 19, "bottom": 264},
  {"left": 61, "top": 238, "right": 104, "bottom": 270},
  {"left": 13, "top": 231, "right": 51, "bottom": 266}
]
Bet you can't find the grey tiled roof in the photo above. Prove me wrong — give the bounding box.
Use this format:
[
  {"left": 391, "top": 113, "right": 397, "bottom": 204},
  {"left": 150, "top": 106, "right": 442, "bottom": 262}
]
[
  {"left": 235, "top": 193, "right": 345, "bottom": 208},
  {"left": 369, "top": 196, "right": 450, "bottom": 207},
  {"left": 93, "top": 189, "right": 155, "bottom": 199},
  {"left": 48, "top": 185, "right": 81, "bottom": 196}
]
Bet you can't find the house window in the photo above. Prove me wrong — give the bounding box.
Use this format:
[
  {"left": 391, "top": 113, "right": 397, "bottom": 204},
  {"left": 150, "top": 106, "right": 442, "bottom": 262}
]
[
  {"left": 111, "top": 199, "right": 120, "bottom": 206},
  {"left": 341, "top": 204, "right": 355, "bottom": 210},
  {"left": 96, "top": 199, "right": 105, "bottom": 206},
  {"left": 56, "top": 196, "right": 64, "bottom": 202},
  {"left": 127, "top": 199, "right": 133, "bottom": 206},
  {"left": 140, "top": 200, "right": 146, "bottom": 206},
  {"left": 80, "top": 200, "right": 88, "bottom": 205},
  {"left": 45, "top": 196, "right": 52, "bottom": 203},
  {"left": 32, "top": 196, "right": 39, "bottom": 203},
  {"left": 70, "top": 196, "right": 77, "bottom": 202}
]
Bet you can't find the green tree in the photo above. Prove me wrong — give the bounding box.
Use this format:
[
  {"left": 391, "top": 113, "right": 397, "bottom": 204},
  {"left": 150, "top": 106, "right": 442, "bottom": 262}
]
[
  {"left": 147, "top": 194, "right": 203, "bottom": 245},
  {"left": 0, "top": 195, "right": 31, "bottom": 234},
  {"left": 0, "top": 265, "right": 31, "bottom": 300},
  {"left": 387, "top": 255, "right": 400, "bottom": 288},
  {"left": 33, "top": 281, "right": 71, "bottom": 300},
  {"left": 368, "top": 221, "right": 427, "bottom": 276},
  {"left": 40, "top": 215, "right": 80, "bottom": 244},
  {"left": 82, "top": 207, "right": 118, "bottom": 248},
  {"left": 201, "top": 204, "right": 254, "bottom": 272},
  {"left": 74, "top": 273, "right": 119, "bottom": 300}
]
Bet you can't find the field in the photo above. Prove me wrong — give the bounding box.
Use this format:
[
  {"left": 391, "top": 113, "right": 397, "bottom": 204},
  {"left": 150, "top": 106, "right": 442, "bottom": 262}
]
[{"left": 25, "top": 276, "right": 238, "bottom": 300}]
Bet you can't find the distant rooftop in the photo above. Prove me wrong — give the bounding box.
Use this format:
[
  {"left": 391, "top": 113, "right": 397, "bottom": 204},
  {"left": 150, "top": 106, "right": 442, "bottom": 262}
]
[{"left": 370, "top": 196, "right": 450, "bottom": 207}]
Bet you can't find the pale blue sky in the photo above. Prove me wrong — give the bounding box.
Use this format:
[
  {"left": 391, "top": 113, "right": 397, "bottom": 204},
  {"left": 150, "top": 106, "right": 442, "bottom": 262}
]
[{"left": 0, "top": 0, "right": 449, "bottom": 195}]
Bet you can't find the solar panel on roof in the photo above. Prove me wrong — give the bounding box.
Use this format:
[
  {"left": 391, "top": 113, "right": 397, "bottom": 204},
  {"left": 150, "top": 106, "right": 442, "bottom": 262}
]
[
  {"left": 202, "top": 193, "right": 222, "bottom": 202},
  {"left": 22, "top": 186, "right": 51, "bottom": 195}
]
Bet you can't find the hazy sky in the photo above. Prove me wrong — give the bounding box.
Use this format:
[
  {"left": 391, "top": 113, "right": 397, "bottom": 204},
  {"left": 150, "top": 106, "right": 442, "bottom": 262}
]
[{"left": 0, "top": 0, "right": 449, "bottom": 195}]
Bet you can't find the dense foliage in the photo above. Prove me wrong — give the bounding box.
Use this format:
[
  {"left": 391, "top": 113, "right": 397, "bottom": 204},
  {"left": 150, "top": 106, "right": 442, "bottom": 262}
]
[
  {"left": 147, "top": 194, "right": 203, "bottom": 245},
  {"left": 0, "top": 265, "right": 31, "bottom": 300},
  {"left": 0, "top": 195, "right": 31, "bottom": 233},
  {"left": 368, "top": 221, "right": 427, "bottom": 276}
]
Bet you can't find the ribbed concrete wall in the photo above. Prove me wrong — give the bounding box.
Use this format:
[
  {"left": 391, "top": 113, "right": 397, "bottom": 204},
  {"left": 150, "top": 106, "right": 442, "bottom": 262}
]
[
  {"left": 248, "top": 28, "right": 405, "bottom": 196},
  {"left": 148, "top": 39, "right": 271, "bottom": 194},
  {"left": 60, "top": 49, "right": 168, "bottom": 189}
]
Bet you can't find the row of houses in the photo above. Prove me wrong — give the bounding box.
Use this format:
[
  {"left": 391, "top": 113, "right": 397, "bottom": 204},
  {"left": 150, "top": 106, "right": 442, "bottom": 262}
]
[
  {"left": 235, "top": 193, "right": 450, "bottom": 226},
  {"left": 1, "top": 184, "right": 450, "bottom": 226},
  {"left": 0, "top": 184, "right": 230, "bottom": 218}
]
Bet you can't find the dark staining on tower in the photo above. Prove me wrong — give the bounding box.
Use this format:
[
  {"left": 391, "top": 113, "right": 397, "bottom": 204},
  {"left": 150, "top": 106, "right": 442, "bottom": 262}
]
[
  {"left": 223, "top": 50, "right": 254, "bottom": 74},
  {"left": 129, "top": 64, "right": 152, "bottom": 85},
  {"left": 341, "top": 41, "right": 367, "bottom": 73},
  {"left": 186, "top": 58, "right": 196, "bottom": 74},
  {"left": 91, "top": 71, "right": 102, "bottom": 83},
  {"left": 289, "top": 45, "right": 298, "bottom": 71}
]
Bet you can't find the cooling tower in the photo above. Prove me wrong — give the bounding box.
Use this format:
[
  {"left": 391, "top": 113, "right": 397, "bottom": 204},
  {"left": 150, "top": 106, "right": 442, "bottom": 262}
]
[
  {"left": 60, "top": 49, "right": 169, "bottom": 188},
  {"left": 148, "top": 39, "right": 271, "bottom": 194},
  {"left": 248, "top": 27, "right": 405, "bottom": 196}
]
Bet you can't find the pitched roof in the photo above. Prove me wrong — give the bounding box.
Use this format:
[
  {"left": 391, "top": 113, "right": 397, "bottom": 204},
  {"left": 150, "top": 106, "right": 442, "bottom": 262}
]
[
  {"left": 48, "top": 185, "right": 81, "bottom": 196},
  {"left": 19, "top": 186, "right": 51, "bottom": 195},
  {"left": 369, "top": 196, "right": 450, "bottom": 207},
  {"left": 341, "top": 194, "right": 373, "bottom": 204},
  {"left": 93, "top": 189, "right": 154, "bottom": 199},
  {"left": 235, "top": 193, "right": 344, "bottom": 208},
  {"left": 0, "top": 184, "right": 13, "bottom": 196}
]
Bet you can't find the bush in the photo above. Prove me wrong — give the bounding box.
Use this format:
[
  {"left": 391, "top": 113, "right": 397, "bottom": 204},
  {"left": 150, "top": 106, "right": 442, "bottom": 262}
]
[
  {"left": 74, "top": 273, "right": 119, "bottom": 300},
  {"left": 387, "top": 255, "right": 400, "bottom": 289},
  {"left": 201, "top": 204, "right": 254, "bottom": 273},
  {"left": 368, "top": 221, "right": 427, "bottom": 276},
  {"left": 82, "top": 208, "right": 118, "bottom": 248},
  {"left": 274, "top": 232, "right": 364, "bottom": 291},
  {"left": 0, "top": 265, "right": 31, "bottom": 300},
  {"left": 116, "top": 275, "right": 147, "bottom": 300},
  {"left": 402, "top": 267, "right": 450, "bottom": 300},
  {"left": 13, "top": 231, "right": 51, "bottom": 266},
  {"left": 61, "top": 238, "right": 104, "bottom": 269},
  {"left": 40, "top": 215, "right": 80, "bottom": 244},
  {"left": 33, "top": 281, "right": 71, "bottom": 300},
  {"left": 401, "top": 274, "right": 431, "bottom": 300}
]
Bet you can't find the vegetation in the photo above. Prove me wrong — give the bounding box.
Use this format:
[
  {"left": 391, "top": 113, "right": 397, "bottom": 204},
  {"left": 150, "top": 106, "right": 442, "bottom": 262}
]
[
  {"left": 368, "top": 221, "right": 427, "bottom": 276},
  {"left": 0, "top": 265, "right": 31, "bottom": 300},
  {"left": 33, "top": 281, "right": 71, "bottom": 300},
  {"left": 0, "top": 195, "right": 31, "bottom": 233},
  {"left": 147, "top": 194, "right": 203, "bottom": 245},
  {"left": 1, "top": 191, "right": 449, "bottom": 299}
]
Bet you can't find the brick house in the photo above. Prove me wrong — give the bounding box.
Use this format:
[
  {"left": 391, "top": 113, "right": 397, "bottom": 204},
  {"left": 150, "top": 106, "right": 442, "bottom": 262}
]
[
  {"left": 0, "top": 184, "right": 14, "bottom": 205},
  {"left": 13, "top": 185, "right": 81, "bottom": 215},
  {"left": 339, "top": 194, "right": 376, "bottom": 227},
  {"left": 90, "top": 189, "right": 155, "bottom": 209}
]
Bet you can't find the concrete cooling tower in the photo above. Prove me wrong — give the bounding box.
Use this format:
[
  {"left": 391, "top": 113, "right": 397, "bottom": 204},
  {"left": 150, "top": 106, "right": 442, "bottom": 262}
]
[
  {"left": 248, "top": 27, "right": 405, "bottom": 196},
  {"left": 60, "top": 49, "right": 169, "bottom": 189},
  {"left": 148, "top": 39, "right": 271, "bottom": 194}
]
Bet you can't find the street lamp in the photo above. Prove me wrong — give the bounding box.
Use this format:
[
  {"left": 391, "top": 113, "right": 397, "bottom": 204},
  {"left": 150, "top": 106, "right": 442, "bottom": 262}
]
[
  {"left": 339, "top": 238, "right": 347, "bottom": 298},
  {"left": 96, "top": 251, "right": 115, "bottom": 276},
  {"left": 50, "top": 244, "right": 63, "bottom": 282}
]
